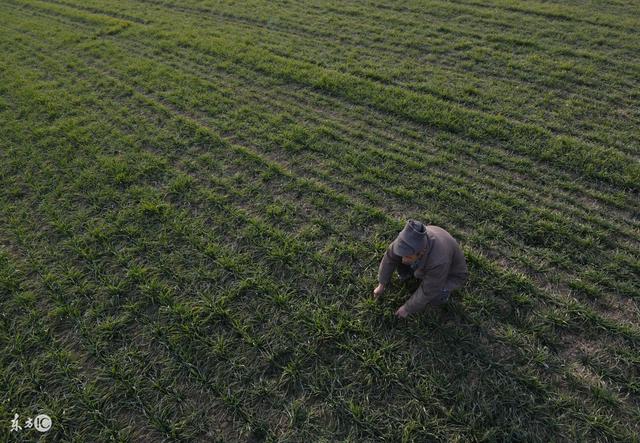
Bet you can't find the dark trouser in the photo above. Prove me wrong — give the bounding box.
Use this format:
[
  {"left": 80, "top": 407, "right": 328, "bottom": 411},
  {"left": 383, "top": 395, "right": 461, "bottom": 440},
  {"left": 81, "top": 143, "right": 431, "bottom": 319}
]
[{"left": 403, "top": 272, "right": 468, "bottom": 315}]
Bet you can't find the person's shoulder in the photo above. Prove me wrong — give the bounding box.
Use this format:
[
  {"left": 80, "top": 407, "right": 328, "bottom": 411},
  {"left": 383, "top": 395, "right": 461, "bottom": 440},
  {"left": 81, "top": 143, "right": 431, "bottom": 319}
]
[{"left": 385, "top": 241, "right": 401, "bottom": 259}]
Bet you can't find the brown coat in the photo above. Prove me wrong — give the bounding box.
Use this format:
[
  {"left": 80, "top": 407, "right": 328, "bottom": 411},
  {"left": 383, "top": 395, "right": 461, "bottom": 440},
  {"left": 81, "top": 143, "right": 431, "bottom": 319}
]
[{"left": 378, "top": 225, "right": 468, "bottom": 313}]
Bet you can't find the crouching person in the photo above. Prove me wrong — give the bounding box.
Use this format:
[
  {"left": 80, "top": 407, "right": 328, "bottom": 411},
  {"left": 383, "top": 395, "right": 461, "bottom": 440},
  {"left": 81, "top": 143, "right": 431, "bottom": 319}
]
[{"left": 373, "top": 220, "right": 468, "bottom": 319}]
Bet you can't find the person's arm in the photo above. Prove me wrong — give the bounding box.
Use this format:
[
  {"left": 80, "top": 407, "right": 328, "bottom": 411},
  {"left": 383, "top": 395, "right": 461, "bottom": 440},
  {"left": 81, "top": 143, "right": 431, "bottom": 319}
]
[
  {"left": 399, "top": 263, "right": 449, "bottom": 315},
  {"left": 377, "top": 244, "right": 402, "bottom": 286}
]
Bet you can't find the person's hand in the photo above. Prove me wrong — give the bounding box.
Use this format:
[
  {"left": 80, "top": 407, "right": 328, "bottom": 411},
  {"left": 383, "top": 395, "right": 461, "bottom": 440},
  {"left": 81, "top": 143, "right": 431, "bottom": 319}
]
[
  {"left": 395, "top": 305, "right": 409, "bottom": 319},
  {"left": 373, "top": 283, "right": 385, "bottom": 299}
]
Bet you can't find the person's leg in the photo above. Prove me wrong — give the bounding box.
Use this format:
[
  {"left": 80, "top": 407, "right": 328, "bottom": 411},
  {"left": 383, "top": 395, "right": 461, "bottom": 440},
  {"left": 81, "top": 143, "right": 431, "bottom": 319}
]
[
  {"left": 402, "top": 284, "right": 442, "bottom": 314},
  {"left": 444, "top": 272, "right": 468, "bottom": 293},
  {"left": 402, "top": 272, "right": 468, "bottom": 315},
  {"left": 437, "top": 272, "right": 468, "bottom": 304}
]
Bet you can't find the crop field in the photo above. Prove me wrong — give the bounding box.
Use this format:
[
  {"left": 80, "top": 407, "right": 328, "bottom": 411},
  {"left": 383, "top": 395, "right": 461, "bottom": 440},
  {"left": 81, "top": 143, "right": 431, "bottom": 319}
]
[{"left": 1, "top": 0, "right": 639, "bottom": 441}]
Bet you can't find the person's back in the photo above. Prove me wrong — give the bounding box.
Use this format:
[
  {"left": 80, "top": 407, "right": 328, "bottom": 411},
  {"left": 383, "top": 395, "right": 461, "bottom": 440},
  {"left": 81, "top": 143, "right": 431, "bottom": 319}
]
[{"left": 414, "top": 225, "right": 467, "bottom": 280}]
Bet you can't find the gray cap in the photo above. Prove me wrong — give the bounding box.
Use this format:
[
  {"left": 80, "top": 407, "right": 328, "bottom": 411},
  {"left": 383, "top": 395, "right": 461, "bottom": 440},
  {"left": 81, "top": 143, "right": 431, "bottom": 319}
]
[{"left": 392, "top": 220, "right": 428, "bottom": 257}]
